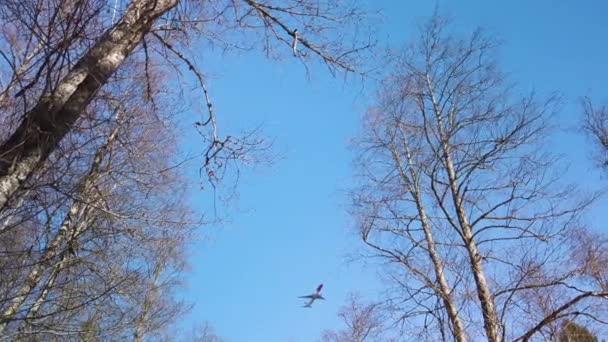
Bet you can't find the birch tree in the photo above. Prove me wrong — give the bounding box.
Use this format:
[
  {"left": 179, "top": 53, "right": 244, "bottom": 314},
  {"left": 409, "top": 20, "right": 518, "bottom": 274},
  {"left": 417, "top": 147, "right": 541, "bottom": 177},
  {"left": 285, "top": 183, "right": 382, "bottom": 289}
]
[
  {"left": 0, "top": 1, "right": 372, "bottom": 337},
  {"left": 0, "top": 85, "right": 194, "bottom": 339},
  {"left": 0, "top": 0, "right": 372, "bottom": 212},
  {"left": 352, "top": 14, "right": 608, "bottom": 341}
]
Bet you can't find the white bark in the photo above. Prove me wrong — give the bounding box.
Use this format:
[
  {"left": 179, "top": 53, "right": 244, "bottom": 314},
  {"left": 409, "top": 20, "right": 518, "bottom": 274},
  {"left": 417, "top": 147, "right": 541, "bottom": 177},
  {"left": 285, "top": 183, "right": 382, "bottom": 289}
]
[
  {"left": 0, "top": 121, "right": 120, "bottom": 333},
  {"left": 426, "top": 80, "right": 501, "bottom": 342},
  {"left": 0, "top": 0, "right": 177, "bottom": 212},
  {"left": 0, "top": 203, "right": 80, "bottom": 333},
  {"left": 392, "top": 137, "right": 468, "bottom": 342}
]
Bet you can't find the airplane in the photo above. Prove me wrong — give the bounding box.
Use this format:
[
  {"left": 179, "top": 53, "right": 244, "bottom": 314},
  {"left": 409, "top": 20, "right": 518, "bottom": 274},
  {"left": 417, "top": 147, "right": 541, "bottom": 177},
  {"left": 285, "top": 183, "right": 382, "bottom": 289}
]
[{"left": 299, "top": 283, "right": 325, "bottom": 308}]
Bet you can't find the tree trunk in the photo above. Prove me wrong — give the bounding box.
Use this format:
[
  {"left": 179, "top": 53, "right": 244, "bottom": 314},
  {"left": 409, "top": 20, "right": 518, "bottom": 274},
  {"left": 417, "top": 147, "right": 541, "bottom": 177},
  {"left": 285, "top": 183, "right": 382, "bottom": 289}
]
[
  {"left": 0, "top": 0, "right": 177, "bottom": 212},
  {"left": 391, "top": 133, "right": 468, "bottom": 342},
  {"left": 428, "top": 90, "right": 501, "bottom": 342},
  {"left": 0, "top": 203, "right": 81, "bottom": 333},
  {"left": 0, "top": 121, "right": 120, "bottom": 333},
  {"left": 16, "top": 251, "right": 67, "bottom": 336}
]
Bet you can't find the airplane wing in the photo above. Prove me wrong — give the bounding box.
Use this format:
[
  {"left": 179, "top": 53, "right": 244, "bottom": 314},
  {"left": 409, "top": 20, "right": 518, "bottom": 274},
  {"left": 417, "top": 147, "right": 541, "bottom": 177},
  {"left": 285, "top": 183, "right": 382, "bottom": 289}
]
[
  {"left": 298, "top": 294, "right": 314, "bottom": 299},
  {"left": 302, "top": 298, "right": 314, "bottom": 308}
]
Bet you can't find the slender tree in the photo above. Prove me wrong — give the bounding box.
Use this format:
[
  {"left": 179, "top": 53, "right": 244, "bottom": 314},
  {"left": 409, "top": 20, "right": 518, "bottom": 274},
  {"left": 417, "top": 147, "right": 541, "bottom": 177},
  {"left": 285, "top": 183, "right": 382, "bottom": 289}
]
[
  {"left": 0, "top": 83, "right": 194, "bottom": 339},
  {"left": 0, "top": 0, "right": 372, "bottom": 212},
  {"left": 352, "top": 14, "right": 608, "bottom": 341},
  {"left": 1, "top": 0, "right": 373, "bottom": 338}
]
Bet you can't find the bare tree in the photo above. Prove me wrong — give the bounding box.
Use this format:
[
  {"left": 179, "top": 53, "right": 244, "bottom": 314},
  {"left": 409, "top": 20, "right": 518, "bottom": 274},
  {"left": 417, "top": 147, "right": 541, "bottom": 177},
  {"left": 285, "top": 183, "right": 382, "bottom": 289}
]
[
  {"left": 352, "top": 14, "right": 607, "bottom": 342},
  {"left": 0, "top": 1, "right": 374, "bottom": 338},
  {"left": 581, "top": 97, "right": 608, "bottom": 170},
  {"left": 189, "top": 321, "right": 225, "bottom": 342},
  {"left": 0, "top": 0, "right": 373, "bottom": 212},
  {"left": 0, "top": 82, "right": 195, "bottom": 339},
  {"left": 320, "top": 294, "right": 390, "bottom": 342},
  {"left": 0, "top": 0, "right": 178, "bottom": 211}
]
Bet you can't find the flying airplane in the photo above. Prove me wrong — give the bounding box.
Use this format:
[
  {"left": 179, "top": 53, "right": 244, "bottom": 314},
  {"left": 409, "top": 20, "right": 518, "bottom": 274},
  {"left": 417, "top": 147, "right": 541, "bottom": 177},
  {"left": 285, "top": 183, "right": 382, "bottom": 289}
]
[{"left": 299, "top": 283, "right": 325, "bottom": 308}]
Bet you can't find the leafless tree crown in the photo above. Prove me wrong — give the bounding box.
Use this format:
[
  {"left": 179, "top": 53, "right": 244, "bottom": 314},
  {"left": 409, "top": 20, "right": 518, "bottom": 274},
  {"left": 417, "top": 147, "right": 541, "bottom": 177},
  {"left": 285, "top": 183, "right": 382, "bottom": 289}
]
[
  {"left": 351, "top": 14, "right": 607, "bottom": 342},
  {"left": 0, "top": 0, "right": 374, "bottom": 340}
]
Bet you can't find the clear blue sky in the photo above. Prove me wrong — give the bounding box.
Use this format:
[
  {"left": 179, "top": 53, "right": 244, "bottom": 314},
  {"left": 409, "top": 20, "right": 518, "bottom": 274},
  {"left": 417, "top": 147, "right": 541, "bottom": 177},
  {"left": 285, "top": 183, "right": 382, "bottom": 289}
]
[{"left": 178, "top": 1, "right": 608, "bottom": 341}]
